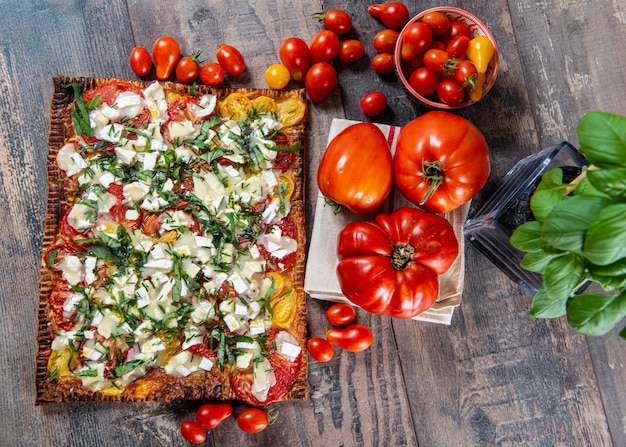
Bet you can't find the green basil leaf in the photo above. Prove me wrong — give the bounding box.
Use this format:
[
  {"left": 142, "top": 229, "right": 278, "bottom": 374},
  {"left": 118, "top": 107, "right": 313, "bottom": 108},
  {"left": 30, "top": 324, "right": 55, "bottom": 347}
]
[
  {"left": 577, "top": 111, "right": 626, "bottom": 168},
  {"left": 520, "top": 250, "right": 558, "bottom": 273},
  {"left": 542, "top": 196, "right": 609, "bottom": 252},
  {"left": 587, "top": 167, "right": 626, "bottom": 199},
  {"left": 530, "top": 287, "right": 567, "bottom": 318},
  {"left": 530, "top": 168, "right": 567, "bottom": 222},
  {"left": 543, "top": 253, "right": 584, "bottom": 302},
  {"left": 567, "top": 291, "right": 626, "bottom": 336},
  {"left": 584, "top": 203, "right": 626, "bottom": 265},
  {"left": 510, "top": 220, "right": 542, "bottom": 252}
]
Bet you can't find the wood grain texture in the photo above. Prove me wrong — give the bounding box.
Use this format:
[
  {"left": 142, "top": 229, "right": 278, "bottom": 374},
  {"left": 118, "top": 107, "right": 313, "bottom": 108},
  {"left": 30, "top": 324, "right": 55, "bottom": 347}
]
[{"left": 0, "top": 0, "right": 624, "bottom": 445}]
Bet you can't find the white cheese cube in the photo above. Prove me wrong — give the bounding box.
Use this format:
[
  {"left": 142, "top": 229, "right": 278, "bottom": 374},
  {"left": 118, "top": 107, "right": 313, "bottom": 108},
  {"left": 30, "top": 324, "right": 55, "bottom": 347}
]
[
  {"left": 97, "top": 311, "right": 121, "bottom": 339},
  {"left": 99, "top": 123, "right": 125, "bottom": 144},
  {"left": 223, "top": 313, "right": 241, "bottom": 332},
  {"left": 199, "top": 357, "right": 214, "bottom": 371},
  {"left": 57, "top": 142, "right": 88, "bottom": 176},
  {"left": 236, "top": 352, "right": 254, "bottom": 369},
  {"left": 142, "top": 151, "right": 158, "bottom": 171},
  {"left": 168, "top": 120, "right": 196, "bottom": 139}
]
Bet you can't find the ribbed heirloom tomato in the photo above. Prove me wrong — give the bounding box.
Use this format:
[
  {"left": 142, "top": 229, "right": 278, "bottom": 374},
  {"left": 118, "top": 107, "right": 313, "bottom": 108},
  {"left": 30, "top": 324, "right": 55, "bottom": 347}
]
[
  {"left": 336, "top": 207, "right": 459, "bottom": 318},
  {"left": 394, "top": 111, "right": 490, "bottom": 213},
  {"left": 317, "top": 122, "right": 393, "bottom": 214}
]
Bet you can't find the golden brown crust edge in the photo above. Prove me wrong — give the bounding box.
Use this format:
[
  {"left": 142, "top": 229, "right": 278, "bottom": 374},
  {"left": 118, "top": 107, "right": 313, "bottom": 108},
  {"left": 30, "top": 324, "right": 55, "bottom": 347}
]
[{"left": 35, "top": 75, "right": 308, "bottom": 405}]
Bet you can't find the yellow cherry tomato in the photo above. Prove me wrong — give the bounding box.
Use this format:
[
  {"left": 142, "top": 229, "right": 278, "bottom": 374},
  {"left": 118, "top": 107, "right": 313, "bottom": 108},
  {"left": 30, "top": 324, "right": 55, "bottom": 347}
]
[
  {"left": 466, "top": 36, "right": 495, "bottom": 74},
  {"left": 252, "top": 95, "right": 277, "bottom": 114},
  {"left": 264, "top": 63, "right": 291, "bottom": 89},
  {"left": 276, "top": 96, "right": 306, "bottom": 127},
  {"left": 220, "top": 92, "right": 252, "bottom": 120},
  {"left": 270, "top": 287, "right": 297, "bottom": 328},
  {"left": 468, "top": 73, "right": 486, "bottom": 102}
]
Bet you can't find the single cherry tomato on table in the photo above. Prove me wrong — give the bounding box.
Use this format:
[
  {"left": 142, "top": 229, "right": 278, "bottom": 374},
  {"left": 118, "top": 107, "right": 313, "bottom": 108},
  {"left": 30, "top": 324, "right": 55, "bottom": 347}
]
[
  {"left": 446, "top": 35, "right": 470, "bottom": 59},
  {"left": 338, "top": 39, "right": 365, "bottom": 63},
  {"left": 394, "top": 111, "right": 490, "bottom": 213},
  {"left": 199, "top": 62, "right": 225, "bottom": 86},
  {"left": 368, "top": 1, "right": 410, "bottom": 29},
  {"left": 317, "top": 122, "right": 393, "bottom": 214},
  {"left": 326, "top": 324, "right": 373, "bottom": 352},
  {"left": 237, "top": 408, "right": 269, "bottom": 434},
  {"left": 336, "top": 207, "right": 459, "bottom": 318},
  {"left": 180, "top": 420, "right": 206, "bottom": 444},
  {"left": 279, "top": 37, "right": 311, "bottom": 83},
  {"left": 305, "top": 61, "right": 336, "bottom": 103},
  {"left": 307, "top": 337, "right": 335, "bottom": 362},
  {"left": 196, "top": 403, "right": 233, "bottom": 430},
  {"left": 216, "top": 44, "right": 245, "bottom": 76},
  {"left": 400, "top": 22, "right": 433, "bottom": 61},
  {"left": 437, "top": 79, "right": 466, "bottom": 105},
  {"left": 310, "top": 30, "right": 340, "bottom": 63},
  {"left": 152, "top": 36, "right": 181, "bottom": 80},
  {"left": 264, "top": 63, "right": 291, "bottom": 89},
  {"left": 373, "top": 29, "right": 399, "bottom": 53},
  {"left": 312, "top": 9, "right": 352, "bottom": 34},
  {"left": 129, "top": 46, "right": 152, "bottom": 77},
  {"left": 372, "top": 53, "right": 395, "bottom": 74},
  {"left": 175, "top": 53, "right": 200, "bottom": 83},
  {"left": 409, "top": 67, "right": 439, "bottom": 96},
  {"left": 326, "top": 303, "right": 357, "bottom": 326},
  {"left": 421, "top": 11, "right": 450, "bottom": 36},
  {"left": 360, "top": 91, "right": 388, "bottom": 116}
]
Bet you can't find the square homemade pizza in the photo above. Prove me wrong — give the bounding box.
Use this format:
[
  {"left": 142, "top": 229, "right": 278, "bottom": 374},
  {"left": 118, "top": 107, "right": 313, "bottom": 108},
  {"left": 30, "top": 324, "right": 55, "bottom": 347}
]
[{"left": 36, "top": 76, "right": 308, "bottom": 405}]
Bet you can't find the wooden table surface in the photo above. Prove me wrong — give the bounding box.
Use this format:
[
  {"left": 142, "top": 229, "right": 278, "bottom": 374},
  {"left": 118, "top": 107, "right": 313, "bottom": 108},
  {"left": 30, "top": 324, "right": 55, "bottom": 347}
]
[{"left": 1, "top": 1, "right": 625, "bottom": 446}]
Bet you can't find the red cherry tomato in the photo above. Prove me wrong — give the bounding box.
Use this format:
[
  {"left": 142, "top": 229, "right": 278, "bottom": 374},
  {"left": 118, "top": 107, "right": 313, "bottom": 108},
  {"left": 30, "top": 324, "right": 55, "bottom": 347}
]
[
  {"left": 360, "top": 91, "right": 388, "bottom": 117},
  {"left": 441, "top": 21, "right": 473, "bottom": 44},
  {"left": 423, "top": 49, "right": 453, "bottom": 73},
  {"left": 428, "top": 40, "right": 447, "bottom": 51},
  {"left": 437, "top": 79, "right": 466, "bottom": 105},
  {"left": 152, "top": 36, "right": 181, "bottom": 80},
  {"left": 373, "top": 29, "right": 399, "bottom": 53},
  {"left": 198, "top": 62, "right": 225, "bottom": 86},
  {"left": 368, "top": 2, "right": 410, "bottom": 29},
  {"left": 175, "top": 56, "right": 199, "bottom": 83},
  {"left": 196, "top": 403, "right": 233, "bottom": 430},
  {"left": 314, "top": 9, "right": 352, "bottom": 34},
  {"left": 400, "top": 22, "right": 433, "bottom": 61},
  {"left": 421, "top": 11, "right": 450, "bottom": 36},
  {"left": 180, "top": 420, "right": 206, "bottom": 444},
  {"left": 129, "top": 46, "right": 152, "bottom": 77},
  {"left": 279, "top": 37, "right": 311, "bottom": 83},
  {"left": 409, "top": 67, "right": 439, "bottom": 96},
  {"left": 305, "top": 62, "right": 336, "bottom": 103},
  {"left": 216, "top": 44, "right": 245, "bottom": 76},
  {"left": 455, "top": 60, "right": 478, "bottom": 87},
  {"left": 307, "top": 337, "right": 335, "bottom": 362},
  {"left": 310, "top": 30, "right": 340, "bottom": 63},
  {"left": 326, "top": 303, "right": 357, "bottom": 326},
  {"left": 326, "top": 324, "right": 373, "bottom": 352},
  {"left": 372, "top": 53, "right": 395, "bottom": 74},
  {"left": 447, "top": 35, "right": 470, "bottom": 59},
  {"left": 237, "top": 408, "right": 269, "bottom": 434},
  {"left": 338, "top": 39, "right": 365, "bottom": 63}
]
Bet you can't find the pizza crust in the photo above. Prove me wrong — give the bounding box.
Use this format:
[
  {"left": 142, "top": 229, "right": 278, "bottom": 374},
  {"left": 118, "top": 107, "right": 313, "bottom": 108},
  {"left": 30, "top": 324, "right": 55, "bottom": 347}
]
[{"left": 36, "top": 76, "right": 308, "bottom": 404}]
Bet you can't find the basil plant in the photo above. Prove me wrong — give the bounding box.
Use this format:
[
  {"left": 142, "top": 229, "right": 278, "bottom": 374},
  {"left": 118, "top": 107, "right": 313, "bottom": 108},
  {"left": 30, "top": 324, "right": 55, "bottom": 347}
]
[{"left": 511, "top": 111, "right": 626, "bottom": 340}]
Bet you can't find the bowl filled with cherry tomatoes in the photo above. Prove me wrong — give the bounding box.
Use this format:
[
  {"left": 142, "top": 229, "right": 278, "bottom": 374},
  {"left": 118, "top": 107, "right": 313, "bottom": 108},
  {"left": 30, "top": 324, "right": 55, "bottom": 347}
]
[{"left": 395, "top": 7, "right": 499, "bottom": 109}]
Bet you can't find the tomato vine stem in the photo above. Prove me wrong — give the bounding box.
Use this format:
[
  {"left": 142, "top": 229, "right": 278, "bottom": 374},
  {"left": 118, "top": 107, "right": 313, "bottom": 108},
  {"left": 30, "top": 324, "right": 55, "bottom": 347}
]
[{"left": 420, "top": 159, "right": 444, "bottom": 205}]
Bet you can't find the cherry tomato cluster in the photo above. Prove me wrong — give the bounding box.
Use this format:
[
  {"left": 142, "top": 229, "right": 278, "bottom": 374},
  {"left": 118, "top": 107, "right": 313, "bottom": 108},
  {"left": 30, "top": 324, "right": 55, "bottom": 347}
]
[
  {"left": 307, "top": 303, "right": 373, "bottom": 362},
  {"left": 129, "top": 36, "right": 245, "bottom": 86},
  {"left": 397, "top": 12, "right": 495, "bottom": 105},
  {"left": 180, "top": 403, "right": 277, "bottom": 443}
]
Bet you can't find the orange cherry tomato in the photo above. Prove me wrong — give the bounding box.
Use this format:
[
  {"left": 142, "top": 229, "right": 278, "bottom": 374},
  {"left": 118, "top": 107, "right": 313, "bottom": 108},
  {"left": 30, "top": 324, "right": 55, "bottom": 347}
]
[
  {"left": 175, "top": 55, "right": 199, "bottom": 83},
  {"left": 237, "top": 408, "right": 269, "bottom": 434},
  {"left": 372, "top": 53, "right": 395, "bottom": 74},
  {"left": 152, "top": 36, "right": 181, "bottom": 81},
  {"left": 338, "top": 39, "right": 365, "bottom": 63},
  {"left": 373, "top": 29, "right": 399, "bottom": 53},
  {"left": 129, "top": 46, "right": 152, "bottom": 77},
  {"left": 199, "top": 62, "right": 225, "bottom": 86}
]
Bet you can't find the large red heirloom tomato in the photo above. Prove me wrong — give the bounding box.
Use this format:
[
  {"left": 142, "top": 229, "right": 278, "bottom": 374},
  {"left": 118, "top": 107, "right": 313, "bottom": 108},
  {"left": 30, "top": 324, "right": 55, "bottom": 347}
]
[
  {"left": 394, "top": 111, "right": 490, "bottom": 213},
  {"left": 317, "top": 122, "right": 393, "bottom": 214},
  {"left": 336, "top": 207, "right": 458, "bottom": 318}
]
